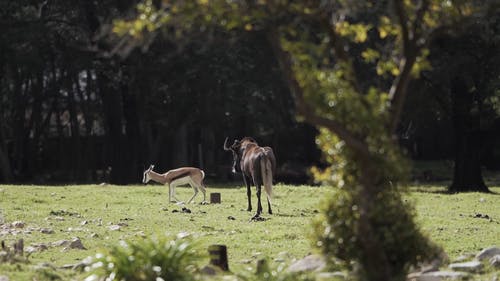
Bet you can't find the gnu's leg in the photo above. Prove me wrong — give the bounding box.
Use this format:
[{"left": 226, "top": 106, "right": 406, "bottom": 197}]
[
  {"left": 255, "top": 184, "right": 263, "bottom": 217},
  {"left": 243, "top": 175, "right": 252, "bottom": 212},
  {"left": 267, "top": 197, "right": 272, "bottom": 214}
]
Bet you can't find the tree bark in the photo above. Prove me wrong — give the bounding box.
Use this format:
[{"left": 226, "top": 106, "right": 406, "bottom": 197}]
[
  {"left": 67, "top": 75, "right": 83, "bottom": 181},
  {"left": 449, "top": 77, "right": 489, "bottom": 192},
  {"left": 0, "top": 145, "right": 12, "bottom": 182},
  {"left": 121, "top": 69, "right": 142, "bottom": 183},
  {"left": 356, "top": 159, "right": 393, "bottom": 280},
  {"left": 98, "top": 68, "right": 128, "bottom": 185}
]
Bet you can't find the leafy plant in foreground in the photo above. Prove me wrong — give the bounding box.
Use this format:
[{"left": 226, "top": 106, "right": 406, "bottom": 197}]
[
  {"left": 312, "top": 187, "right": 443, "bottom": 281},
  {"left": 84, "top": 234, "right": 200, "bottom": 281}
]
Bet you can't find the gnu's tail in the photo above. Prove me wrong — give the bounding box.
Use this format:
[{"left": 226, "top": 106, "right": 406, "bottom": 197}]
[{"left": 260, "top": 157, "right": 273, "bottom": 200}]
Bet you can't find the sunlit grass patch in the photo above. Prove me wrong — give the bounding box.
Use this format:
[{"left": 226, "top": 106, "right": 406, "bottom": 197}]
[{"left": 0, "top": 184, "right": 498, "bottom": 280}]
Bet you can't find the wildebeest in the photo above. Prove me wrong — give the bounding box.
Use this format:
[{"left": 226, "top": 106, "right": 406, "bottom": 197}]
[
  {"left": 142, "top": 165, "right": 207, "bottom": 204},
  {"left": 224, "top": 137, "right": 276, "bottom": 218}
]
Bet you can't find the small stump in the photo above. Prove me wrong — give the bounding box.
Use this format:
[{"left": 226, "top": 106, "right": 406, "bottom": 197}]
[
  {"left": 210, "top": 193, "right": 221, "bottom": 204},
  {"left": 208, "top": 244, "right": 229, "bottom": 271}
]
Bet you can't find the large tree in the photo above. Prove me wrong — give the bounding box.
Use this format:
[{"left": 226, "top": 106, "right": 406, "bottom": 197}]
[
  {"left": 402, "top": 5, "right": 500, "bottom": 192},
  {"left": 441, "top": 13, "right": 499, "bottom": 193}
]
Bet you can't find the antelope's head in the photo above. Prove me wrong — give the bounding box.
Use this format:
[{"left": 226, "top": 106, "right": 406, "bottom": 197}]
[{"left": 143, "top": 164, "right": 154, "bottom": 183}]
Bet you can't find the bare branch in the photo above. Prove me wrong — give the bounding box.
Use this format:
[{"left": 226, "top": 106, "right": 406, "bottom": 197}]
[{"left": 388, "top": 56, "right": 417, "bottom": 133}]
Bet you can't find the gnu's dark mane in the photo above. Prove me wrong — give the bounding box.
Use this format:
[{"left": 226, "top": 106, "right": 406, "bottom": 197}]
[{"left": 240, "top": 137, "right": 257, "bottom": 144}]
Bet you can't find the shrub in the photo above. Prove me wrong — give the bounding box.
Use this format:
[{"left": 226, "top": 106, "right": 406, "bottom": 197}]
[
  {"left": 312, "top": 187, "right": 443, "bottom": 281},
  {"left": 84, "top": 233, "right": 200, "bottom": 281}
]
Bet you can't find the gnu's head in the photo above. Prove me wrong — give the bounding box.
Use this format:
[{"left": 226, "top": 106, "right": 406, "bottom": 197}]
[
  {"left": 224, "top": 137, "right": 255, "bottom": 174},
  {"left": 223, "top": 137, "right": 240, "bottom": 152},
  {"left": 143, "top": 164, "right": 154, "bottom": 183}
]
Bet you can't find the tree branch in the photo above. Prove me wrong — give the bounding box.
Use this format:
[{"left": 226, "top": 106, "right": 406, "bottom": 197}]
[
  {"left": 413, "top": 0, "right": 429, "bottom": 46},
  {"left": 266, "top": 27, "right": 371, "bottom": 157},
  {"left": 388, "top": 0, "right": 429, "bottom": 133},
  {"left": 319, "top": 16, "right": 364, "bottom": 96},
  {"left": 393, "top": 0, "right": 411, "bottom": 54}
]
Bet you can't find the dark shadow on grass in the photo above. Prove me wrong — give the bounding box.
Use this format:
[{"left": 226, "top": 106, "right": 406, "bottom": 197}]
[
  {"left": 445, "top": 189, "right": 500, "bottom": 195},
  {"left": 410, "top": 183, "right": 500, "bottom": 195},
  {"left": 274, "top": 213, "right": 298, "bottom": 218}
]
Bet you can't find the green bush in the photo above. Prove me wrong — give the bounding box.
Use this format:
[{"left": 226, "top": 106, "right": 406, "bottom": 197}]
[
  {"left": 312, "top": 188, "right": 443, "bottom": 281},
  {"left": 84, "top": 234, "right": 200, "bottom": 281}
]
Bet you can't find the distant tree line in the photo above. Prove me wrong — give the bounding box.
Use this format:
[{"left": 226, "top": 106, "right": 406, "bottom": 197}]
[
  {"left": 0, "top": 0, "right": 321, "bottom": 184},
  {"left": 1, "top": 0, "right": 499, "bottom": 190}
]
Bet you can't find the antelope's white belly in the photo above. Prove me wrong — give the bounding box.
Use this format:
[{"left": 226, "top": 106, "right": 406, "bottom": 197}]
[{"left": 171, "top": 176, "right": 191, "bottom": 186}]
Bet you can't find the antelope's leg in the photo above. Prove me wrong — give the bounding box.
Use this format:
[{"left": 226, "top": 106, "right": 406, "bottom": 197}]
[
  {"left": 243, "top": 175, "right": 252, "bottom": 211},
  {"left": 199, "top": 182, "right": 207, "bottom": 203},
  {"left": 186, "top": 179, "right": 199, "bottom": 204},
  {"left": 167, "top": 184, "right": 172, "bottom": 203},
  {"left": 170, "top": 182, "right": 181, "bottom": 203}
]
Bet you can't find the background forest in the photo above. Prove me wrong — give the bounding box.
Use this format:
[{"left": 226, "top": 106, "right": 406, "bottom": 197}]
[
  {"left": 0, "top": 0, "right": 499, "bottom": 190},
  {"left": 1, "top": 2, "right": 500, "bottom": 281}
]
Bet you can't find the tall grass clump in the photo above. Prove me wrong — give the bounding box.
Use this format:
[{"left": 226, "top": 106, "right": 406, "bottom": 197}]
[{"left": 84, "top": 234, "right": 201, "bottom": 281}]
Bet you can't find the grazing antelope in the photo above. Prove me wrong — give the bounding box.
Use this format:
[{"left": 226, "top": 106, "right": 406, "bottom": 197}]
[
  {"left": 142, "top": 165, "right": 207, "bottom": 204},
  {"left": 224, "top": 137, "right": 276, "bottom": 218}
]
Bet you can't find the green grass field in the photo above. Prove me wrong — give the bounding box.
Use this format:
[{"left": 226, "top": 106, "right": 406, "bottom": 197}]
[{"left": 0, "top": 183, "right": 498, "bottom": 280}]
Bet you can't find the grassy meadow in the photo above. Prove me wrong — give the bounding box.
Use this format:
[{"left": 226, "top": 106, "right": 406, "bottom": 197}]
[{"left": 0, "top": 183, "right": 499, "bottom": 280}]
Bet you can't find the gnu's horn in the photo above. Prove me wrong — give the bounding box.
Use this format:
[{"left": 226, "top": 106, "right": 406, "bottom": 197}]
[{"left": 223, "top": 137, "right": 231, "bottom": 151}]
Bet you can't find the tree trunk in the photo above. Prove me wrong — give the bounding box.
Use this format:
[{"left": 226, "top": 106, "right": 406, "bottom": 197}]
[
  {"left": 75, "top": 74, "right": 94, "bottom": 182},
  {"left": 449, "top": 77, "right": 489, "bottom": 192},
  {"left": 173, "top": 123, "right": 189, "bottom": 167},
  {"left": 0, "top": 50, "right": 12, "bottom": 182},
  {"left": 98, "top": 68, "right": 128, "bottom": 185},
  {"left": 67, "top": 76, "right": 83, "bottom": 181},
  {"left": 11, "top": 68, "right": 27, "bottom": 180},
  {"left": 356, "top": 158, "right": 395, "bottom": 281},
  {"left": 0, "top": 145, "right": 12, "bottom": 182},
  {"left": 268, "top": 30, "right": 394, "bottom": 281},
  {"left": 121, "top": 71, "right": 142, "bottom": 183}
]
